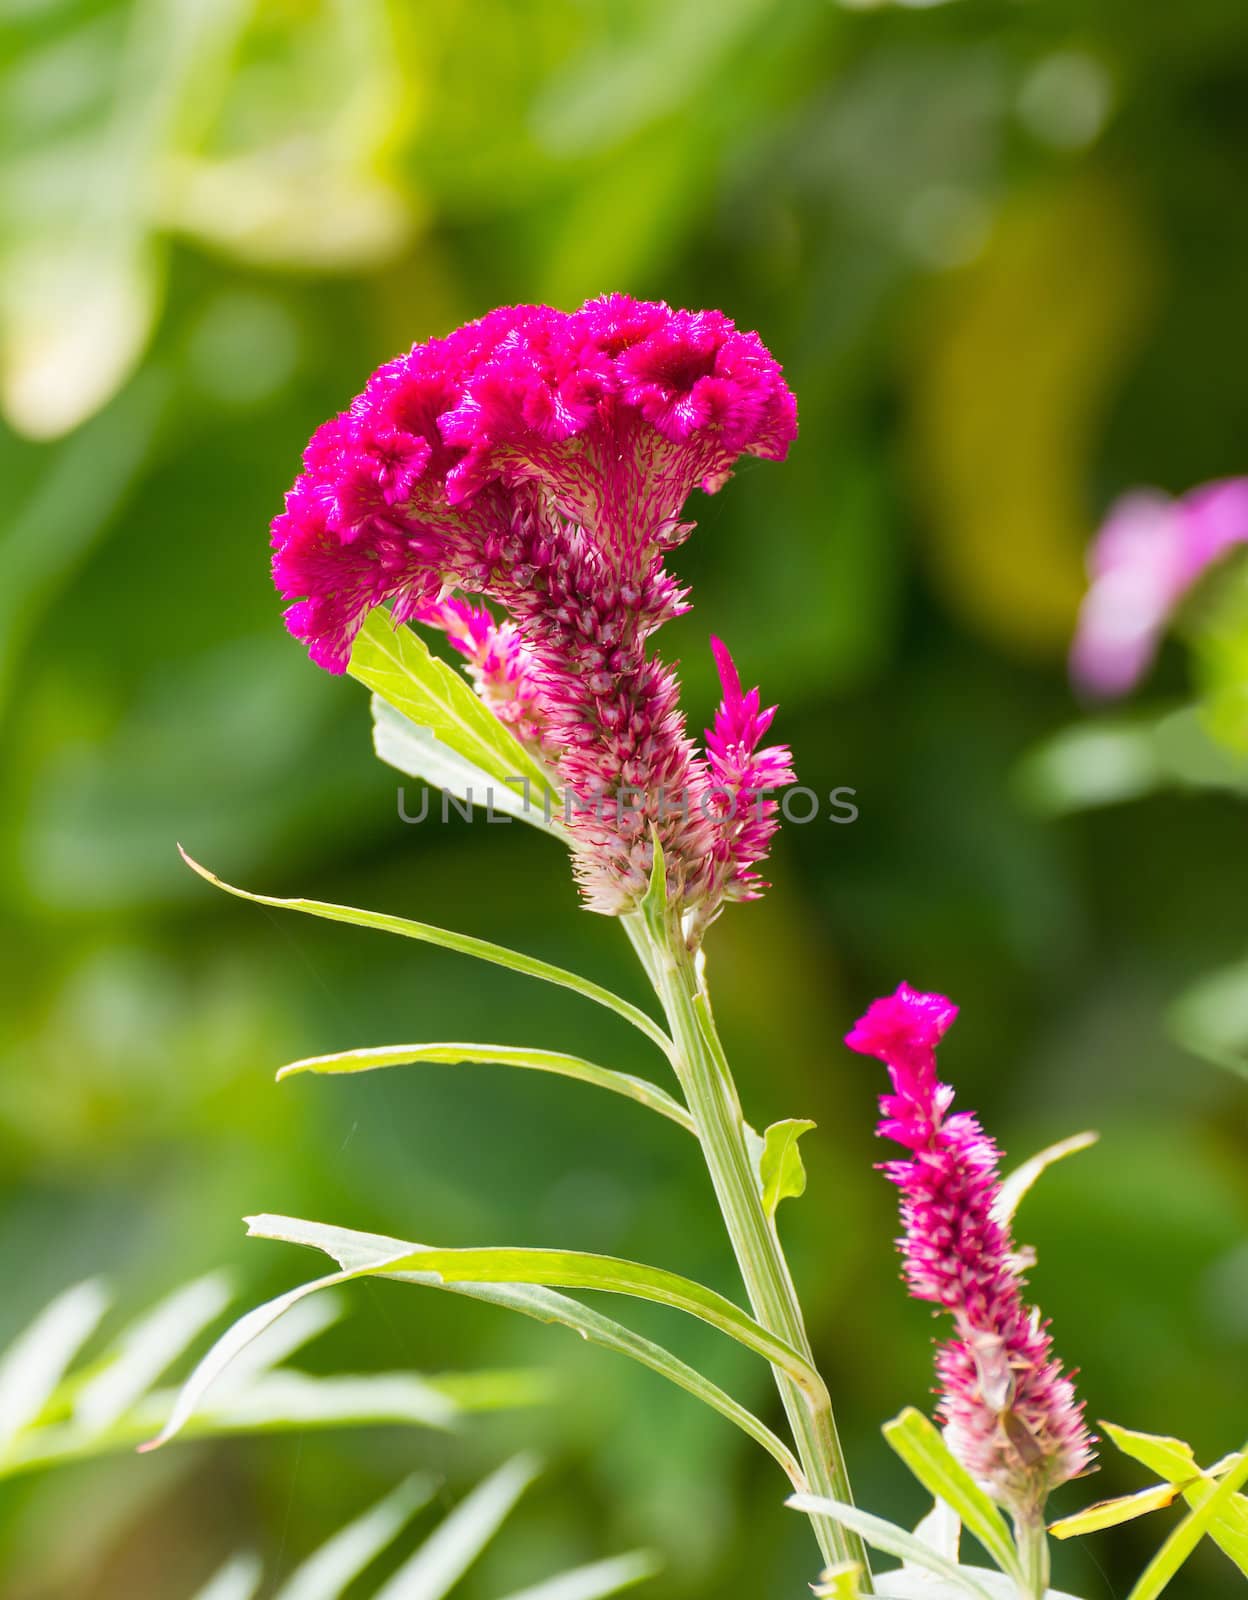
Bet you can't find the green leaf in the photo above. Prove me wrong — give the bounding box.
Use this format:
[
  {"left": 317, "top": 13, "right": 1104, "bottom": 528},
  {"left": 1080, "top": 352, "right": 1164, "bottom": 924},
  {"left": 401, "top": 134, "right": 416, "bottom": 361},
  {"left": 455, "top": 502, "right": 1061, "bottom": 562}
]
[
  {"left": 0, "top": 1279, "right": 110, "bottom": 1454},
  {"left": 372, "top": 697, "right": 561, "bottom": 835},
  {"left": 1167, "top": 956, "right": 1248, "bottom": 1082},
  {"left": 1100, "top": 1422, "right": 1248, "bottom": 1576},
  {"left": 785, "top": 1495, "right": 997, "bottom": 1600},
  {"left": 73, "top": 1272, "right": 233, "bottom": 1435},
  {"left": 421, "top": 1368, "right": 553, "bottom": 1413},
  {"left": 993, "top": 1132, "right": 1099, "bottom": 1228},
  {"left": 311, "top": 1241, "right": 823, "bottom": 1395},
  {"left": 186, "top": 1371, "right": 461, "bottom": 1434},
  {"left": 638, "top": 827, "right": 670, "bottom": 936},
  {"left": 177, "top": 849, "right": 674, "bottom": 1060},
  {"left": 349, "top": 611, "right": 553, "bottom": 804},
  {"left": 813, "top": 1562, "right": 865, "bottom": 1599},
  {"left": 1049, "top": 1483, "right": 1183, "bottom": 1540},
  {"left": 138, "top": 1254, "right": 438, "bottom": 1451},
  {"left": 189, "top": 1554, "right": 264, "bottom": 1600},
  {"left": 759, "top": 1119, "right": 816, "bottom": 1219},
  {"left": 497, "top": 1550, "right": 661, "bottom": 1600},
  {"left": 882, "top": 1410, "right": 1020, "bottom": 1580},
  {"left": 912, "top": 1498, "right": 961, "bottom": 1565},
  {"left": 272, "top": 1474, "right": 437, "bottom": 1600},
  {"left": 1103, "top": 1422, "right": 1199, "bottom": 1484},
  {"left": 1126, "top": 1445, "right": 1248, "bottom": 1599},
  {"left": 201, "top": 1293, "right": 343, "bottom": 1393},
  {"left": 276, "top": 1041, "right": 693, "bottom": 1133},
  {"left": 244, "top": 1214, "right": 804, "bottom": 1485},
  {"left": 872, "top": 1576, "right": 1081, "bottom": 1599},
  {"left": 1016, "top": 720, "right": 1164, "bottom": 816},
  {"left": 373, "top": 1453, "right": 541, "bottom": 1600},
  {"left": 0, "top": 1275, "right": 536, "bottom": 1480}
]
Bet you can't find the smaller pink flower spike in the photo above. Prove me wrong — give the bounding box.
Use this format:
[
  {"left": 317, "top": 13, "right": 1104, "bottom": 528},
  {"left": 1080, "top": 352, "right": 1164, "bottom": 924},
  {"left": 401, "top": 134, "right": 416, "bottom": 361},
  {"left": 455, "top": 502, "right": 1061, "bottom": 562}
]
[
  {"left": 848, "top": 984, "right": 1094, "bottom": 1515},
  {"left": 702, "top": 637, "right": 796, "bottom": 911},
  {"left": 417, "top": 598, "right": 551, "bottom": 753}
]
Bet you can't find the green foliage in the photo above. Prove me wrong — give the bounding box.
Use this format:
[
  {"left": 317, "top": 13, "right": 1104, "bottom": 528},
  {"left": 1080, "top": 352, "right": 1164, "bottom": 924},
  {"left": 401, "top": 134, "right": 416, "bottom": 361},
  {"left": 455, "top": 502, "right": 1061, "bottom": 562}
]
[
  {"left": 5, "top": 0, "right": 1248, "bottom": 1593},
  {"left": 276, "top": 1040, "right": 694, "bottom": 1133},
  {"left": 758, "top": 1119, "right": 816, "bottom": 1220},
  {"left": 372, "top": 699, "right": 560, "bottom": 835},
  {"left": 152, "top": 1214, "right": 814, "bottom": 1478},
  {"left": 881, "top": 1410, "right": 1020, "bottom": 1582},
  {"left": 178, "top": 848, "right": 673, "bottom": 1056},
  {"left": 186, "top": 1459, "right": 658, "bottom": 1600},
  {"left": 349, "top": 613, "right": 555, "bottom": 811},
  {"left": 0, "top": 1273, "right": 541, "bottom": 1481},
  {"left": 993, "top": 1133, "right": 1100, "bottom": 1231},
  {"left": 787, "top": 1494, "right": 997, "bottom": 1600},
  {"left": 1052, "top": 1422, "right": 1248, "bottom": 1588},
  {"left": 812, "top": 1563, "right": 864, "bottom": 1600}
]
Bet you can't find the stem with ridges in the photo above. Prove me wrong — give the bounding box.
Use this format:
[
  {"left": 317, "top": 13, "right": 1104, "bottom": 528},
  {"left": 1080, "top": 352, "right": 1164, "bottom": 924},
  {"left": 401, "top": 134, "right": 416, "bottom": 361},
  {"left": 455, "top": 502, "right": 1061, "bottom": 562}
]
[
  {"left": 625, "top": 911, "right": 870, "bottom": 1585},
  {"left": 1014, "top": 1508, "right": 1050, "bottom": 1599}
]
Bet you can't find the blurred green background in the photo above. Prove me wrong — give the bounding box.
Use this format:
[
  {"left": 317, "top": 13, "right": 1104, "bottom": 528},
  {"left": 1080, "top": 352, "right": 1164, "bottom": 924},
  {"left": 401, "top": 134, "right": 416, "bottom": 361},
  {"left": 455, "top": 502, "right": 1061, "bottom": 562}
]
[{"left": 2, "top": 0, "right": 1246, "bottom": 1596}]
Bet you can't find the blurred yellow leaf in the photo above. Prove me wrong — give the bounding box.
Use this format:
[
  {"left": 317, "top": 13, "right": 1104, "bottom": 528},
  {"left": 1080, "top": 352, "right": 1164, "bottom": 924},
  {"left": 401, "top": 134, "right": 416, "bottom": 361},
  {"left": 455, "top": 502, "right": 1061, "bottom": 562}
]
[
  {"left": 908, "top": 176, "right": 1157, "bottom": 657},
  {"left": 1049, "top": 1482, "right": 1182, "bottom": 1540}
]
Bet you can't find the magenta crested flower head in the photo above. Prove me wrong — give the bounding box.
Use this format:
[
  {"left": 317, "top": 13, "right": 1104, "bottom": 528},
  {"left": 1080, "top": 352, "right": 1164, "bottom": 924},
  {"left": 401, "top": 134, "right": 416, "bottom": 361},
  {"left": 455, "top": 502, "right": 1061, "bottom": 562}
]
[
  {"left": 271, "top": 295, "right": 798, "bottom": 924},
  {"left": 847, "top": 983, "right": 1094, "bottom": 1515},
  {"left": 1070, "top": 476, "right": 1248, "bottom": 698}
]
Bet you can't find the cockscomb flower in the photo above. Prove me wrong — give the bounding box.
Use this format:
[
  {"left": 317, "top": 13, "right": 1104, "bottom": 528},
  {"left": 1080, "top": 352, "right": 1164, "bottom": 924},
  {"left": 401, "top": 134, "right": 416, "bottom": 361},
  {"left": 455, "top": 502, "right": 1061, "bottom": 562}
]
[
  {"left": 271, "top": 295, "right": 799, "bottom": 923},
  {"left": 1070, "top": 476, "right": 1248, "bottom": 698},
  {"left": 847, "top": 984, "right": 1093, "bottom": 1514}
]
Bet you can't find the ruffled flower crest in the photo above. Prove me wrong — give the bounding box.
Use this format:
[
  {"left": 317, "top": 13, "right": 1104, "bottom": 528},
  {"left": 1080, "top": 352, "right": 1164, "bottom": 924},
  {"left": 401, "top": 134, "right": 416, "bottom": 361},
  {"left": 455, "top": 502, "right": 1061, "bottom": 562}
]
[{"left": 271, "top": 295, "right": 798, "bottom": 922}]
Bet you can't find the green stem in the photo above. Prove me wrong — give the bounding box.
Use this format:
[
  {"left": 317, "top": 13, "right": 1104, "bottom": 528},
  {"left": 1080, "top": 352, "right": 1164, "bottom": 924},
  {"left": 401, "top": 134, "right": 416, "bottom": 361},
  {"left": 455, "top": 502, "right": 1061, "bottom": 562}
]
[
  {"left": 625, "top": 913, "right": 870, "bottom": 1586},
  {"left": 1014, "top": 1508, "right": 1050, "bottom": 1600}
]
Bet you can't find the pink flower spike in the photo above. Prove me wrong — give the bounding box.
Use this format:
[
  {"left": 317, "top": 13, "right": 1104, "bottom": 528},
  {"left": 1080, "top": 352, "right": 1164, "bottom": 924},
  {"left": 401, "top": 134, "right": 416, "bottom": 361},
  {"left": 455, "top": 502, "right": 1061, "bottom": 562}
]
[
  {"left": 416, "top": 598, "right": 551, "bottom": 753},
  {"left": 702, "top": 638, "right": 796, "bottom": 910},
  {"left": 850, "top": 984, "right": 1094, "bottom": 1514},
  {"left": 1070, "top": 477, "right": 1248, "bottom": 699}
]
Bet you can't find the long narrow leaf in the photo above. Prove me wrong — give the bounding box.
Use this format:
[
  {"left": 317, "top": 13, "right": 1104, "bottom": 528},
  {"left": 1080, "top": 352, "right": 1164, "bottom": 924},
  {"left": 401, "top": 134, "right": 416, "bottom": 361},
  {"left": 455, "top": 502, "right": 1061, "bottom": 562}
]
[
  {"left": 192, "top": 1371, "right": 459, "bottom": 1433},
  {"left": 1095, "top": 1422, "right": 1248, "bottom": 1575},
  {"left": 178, "top": 850, "right": 673, "bottom": 1058},
  {"left": 1049, "top": 1484, "right": 1183, "bottom": 1540},
  {"left": 189, "top": 1554, "right": 264, "bottom": 1600},
  {"left": 205, "top": 1293, "right": 343, "bottom": 1397},
  {"left": 373, "top": 1454, "right": 541, "bottom": 1600},
  {"left": 994, "top": 1133, "right": 1099, "bottom": 1227},
  {"left": 872, "top": 1576, "right": 1081, "bottom": 1599},
  {"left": 244, "top": 1214, "right": 803, "bottom": 1484},
  {"left": 8, "top": 1370, "right": 501, "bottom": 1477},
  {"left": 0, "top": 1280, "right": 110, "bottom": 1453},
  {"left": 243, "top": 1221, "right": 821, "bottom": 1398},
  {"left": 882, "top": 1409, "right": 1020, "bottom": 1579},
  {"left": 497, "top": 1550, "right": 662, "bottom": 1600},
  {"left": 349, "top": 611, "right": 553, "bottom": 800},
  {"left": 1127, "top": 1446, "right": 1248, "bottom": 1599},
  {"left": 786, "top": 1495, "right": 997, "bottom": 1600},
  {"left": 74, "top": 1273, "right": 232, "bottom": 1434},
  {"left": 383, "top": 1246, "right": 819, "bottom": 1388},
  {"left": 139, "top": 1254, "right": 438, "bottom": 1451},
  {"left": 273, "top": 1474, "right": 437, "bottom": 1600},
  {"left": 276, "top": 1042, "right": 693, "bottom": 1132}
]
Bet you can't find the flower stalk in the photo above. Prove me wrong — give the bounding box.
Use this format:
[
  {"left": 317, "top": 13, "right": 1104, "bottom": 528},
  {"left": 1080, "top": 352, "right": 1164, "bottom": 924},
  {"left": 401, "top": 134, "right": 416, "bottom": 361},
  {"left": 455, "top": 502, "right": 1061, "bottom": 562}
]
[
  {"left": 1015, "top": 1507, "right": 1051, "bottom": 1600},
  {"left": 626, "top": 903, "right": 869, "bottom": 1582}
]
